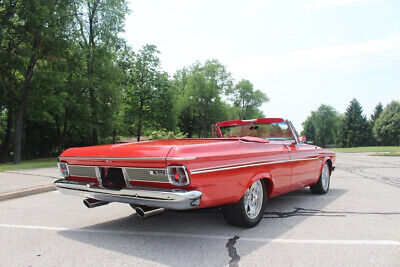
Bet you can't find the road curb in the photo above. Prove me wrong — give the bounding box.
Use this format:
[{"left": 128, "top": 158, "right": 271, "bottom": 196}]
[{"left": 0, "top": 184, "right": 55, "bottom": 201}]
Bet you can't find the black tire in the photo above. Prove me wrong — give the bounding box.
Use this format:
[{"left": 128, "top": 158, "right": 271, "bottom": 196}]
[
  {"left": 221, "top": 179, "right": 267, "bottom": 228},
  {"left": 310, "top": 162, "right": 331, "bottom": 194}
]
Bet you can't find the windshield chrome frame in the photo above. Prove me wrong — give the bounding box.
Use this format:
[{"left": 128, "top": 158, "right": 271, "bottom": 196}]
[{"left": 286, "top": 120, "right": 300, "bottom": 144}]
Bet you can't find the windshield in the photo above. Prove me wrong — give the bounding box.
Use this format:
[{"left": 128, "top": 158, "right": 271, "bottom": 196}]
[{"left": 219, "top": 121, "right": 295, "bottom": 141}]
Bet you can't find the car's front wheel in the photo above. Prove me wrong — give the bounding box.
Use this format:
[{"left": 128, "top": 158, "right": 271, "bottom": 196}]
[
  {"left": 221, "top": 179, "right": 267, "bottom": 228},
  {"left": 310, "top": 162, "right": 331, "bottom": 194}
]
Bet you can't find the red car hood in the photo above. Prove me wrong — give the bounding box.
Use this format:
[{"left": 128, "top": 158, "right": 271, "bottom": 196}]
[{"left": 60, "top": 139, "right": 231, "bottom": 159}]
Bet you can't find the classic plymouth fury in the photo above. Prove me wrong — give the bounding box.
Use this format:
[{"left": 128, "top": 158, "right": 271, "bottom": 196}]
[{"left": 55, "top": 118, "right": 335, "bottom": 228}]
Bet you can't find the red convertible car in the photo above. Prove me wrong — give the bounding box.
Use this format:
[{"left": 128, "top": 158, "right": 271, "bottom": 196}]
[{"left": 55, "top": 118, "right": 335, "bottom": 228}]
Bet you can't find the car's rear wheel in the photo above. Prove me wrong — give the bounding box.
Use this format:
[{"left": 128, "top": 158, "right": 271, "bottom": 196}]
[
  {"left": 310, "top": 162, "right": 331, "bottom": 194},
  {"left": 221, "top": 179, "right": 267, "bottom": 228}
]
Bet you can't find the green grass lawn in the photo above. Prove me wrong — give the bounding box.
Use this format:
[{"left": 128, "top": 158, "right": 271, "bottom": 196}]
[
  {"left": 0, "top": 158, "right": 58, "bottom": 172},
  {"left": 331, "top": 146, "right": 400, "bottom": 153}
]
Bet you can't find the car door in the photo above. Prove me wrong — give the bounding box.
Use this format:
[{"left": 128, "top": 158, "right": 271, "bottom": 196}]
[
  {"left": 262, "top": 143, "right": 292, "bottom": 196},
  {"left": 287, "top": 143, "right": 319, "bottom": 190}
]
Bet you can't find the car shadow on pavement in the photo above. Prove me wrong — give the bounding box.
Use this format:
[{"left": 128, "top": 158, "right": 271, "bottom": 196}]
[{"left": 58, "top": 188, "right": 346, "bottom": 266}]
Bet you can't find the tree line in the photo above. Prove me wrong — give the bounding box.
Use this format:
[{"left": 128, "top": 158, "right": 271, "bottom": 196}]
[
  {"left": 0, "top": 0, "right": 268, "bottom": 163},
  {"left": 301, "top": 99, "right": 400, "bottom": 147}
]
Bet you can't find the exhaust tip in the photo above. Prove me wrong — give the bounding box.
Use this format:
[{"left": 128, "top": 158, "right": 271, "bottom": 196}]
[
  {"left": 134, "top": 206, "right": 165, "bottom": 219},
  {"left": 83, "top": 198, "right": 109, "bottom": 208},
  {"left": 135, "top": 207, "right": 146, "bottom": 218}
]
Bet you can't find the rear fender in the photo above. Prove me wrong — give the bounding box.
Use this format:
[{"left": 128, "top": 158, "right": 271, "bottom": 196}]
[
  {"left": 316, "top": 156, "right": 333, "bottom": 179},
  {"left": 242, "top": 172, "right": 273, "bottom": 199}
]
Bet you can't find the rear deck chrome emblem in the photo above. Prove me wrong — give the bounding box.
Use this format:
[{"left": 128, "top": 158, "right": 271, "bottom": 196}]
[{"left": 150, "top": 170, "right": 167, "bottom": 176}]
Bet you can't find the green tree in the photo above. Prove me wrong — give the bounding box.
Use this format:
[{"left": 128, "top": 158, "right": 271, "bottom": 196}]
[
  {"left": 370, "top": 102, "right": 383, "bottom": 145},
  {"left": 337, "top": 98, "right": 373, "bottom": 147},
  {"left": 0, "top": 0, "right": 128, "bottom": 162},
  {"left": 229, "top": 79, "right": 268, "bottom": 119},
  {"left": 301, "top": 115, "right": 316, "bottom": 143},
  {"left": 173, "top": 68, "right": 197, "bottom": 137},
  {"left": 148, "top": 130, "right": 187, "bottom": 140},
  {"left": 301, "top": 104, "right": 340, "bottom": 147},
  {"left": 0, "top": 0, "right": 74, "bottom": 163},
  {"left": 175, "top": 60, "right": 233, "bottom": 137},
  {"left": 373, "top": 101, "right": 400, "bottom": 146},
  {"left": 72, "top": 0, "right": 128, "bottom": 145},
  {"left": 0, "top": 1, "right": 19, "bottom": 160},
  {"left": 371, "top": 102, "right": 383, "bottom": 125},
  {"left": 123, "top": 45, "right": 174, "bottom": 141}
]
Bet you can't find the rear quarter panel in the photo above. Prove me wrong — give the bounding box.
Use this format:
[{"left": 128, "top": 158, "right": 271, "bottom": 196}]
[{"left": 167, "top": 142, "right": 292, "bottom": 208}]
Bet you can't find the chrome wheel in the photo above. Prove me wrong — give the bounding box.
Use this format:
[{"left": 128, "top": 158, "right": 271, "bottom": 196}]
[
  {"left": 321, "top": 164, "right": 330, "bottom": 191},
  {"left": 244, "top": 180, "right": 264, "bottom": 219}
]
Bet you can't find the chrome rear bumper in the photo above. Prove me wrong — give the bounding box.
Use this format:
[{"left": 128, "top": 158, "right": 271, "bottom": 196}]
[{"left": 54, "top": 179, "right": 202, "bottom": 210}]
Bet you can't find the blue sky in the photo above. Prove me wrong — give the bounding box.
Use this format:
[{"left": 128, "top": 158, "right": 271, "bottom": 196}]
[{"left": 124, "top": 0, "right": 400, "bottom": 131}]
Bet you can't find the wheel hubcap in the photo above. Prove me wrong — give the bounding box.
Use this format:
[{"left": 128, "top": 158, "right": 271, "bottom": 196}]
[
  {"left": 244, "top": 180, "right": 263, "bottom": 219},
  {"left": 321, "top": 164, "right": 330, "bottom": 191}
]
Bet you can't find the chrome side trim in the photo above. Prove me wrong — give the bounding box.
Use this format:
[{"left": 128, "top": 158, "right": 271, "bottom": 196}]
[
  {"left": 191, "top": 157, "right": 290, "bottom": 172},
  {"left": 59, "top": 156, "right": 196, "bottom": 161},
  {"left": 167, "top": 157, "right": 196, "bottom": 161},
  {"left": 54, "top": 179, "right": 202, "bottom": 210},
  {"left": 60, "top": 156, "right": 166, "bottom": 161},
  {"left": 190, "top": 157, "right": 319, "bottom": 174},
  {"left": 67, "top": 164, "right": 98, "bottom": 167}
]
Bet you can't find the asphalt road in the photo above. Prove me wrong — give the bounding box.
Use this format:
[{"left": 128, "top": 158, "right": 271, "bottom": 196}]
[{"left": 1, "top": 153, "right": 399, "bottom": 266}]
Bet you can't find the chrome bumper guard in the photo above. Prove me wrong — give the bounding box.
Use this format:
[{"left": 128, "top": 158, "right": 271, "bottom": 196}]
[{"left": 54, "top": 179, "right": 202, "bottom": 210}]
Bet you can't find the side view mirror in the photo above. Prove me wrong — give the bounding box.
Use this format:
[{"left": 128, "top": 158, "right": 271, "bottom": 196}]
[{"left": 299, "top": 136, "right": 306, "bottom": 143}]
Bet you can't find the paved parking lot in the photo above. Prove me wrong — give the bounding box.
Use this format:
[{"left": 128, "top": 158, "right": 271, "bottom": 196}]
[{"left": 1, "top": 153, "right": 399, "bottom": 266}]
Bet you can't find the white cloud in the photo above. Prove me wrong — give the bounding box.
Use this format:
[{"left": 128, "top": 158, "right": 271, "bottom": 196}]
[
  {"left": 299, "top": 0, "right": 384, "bottom": 10},
  {"left": 234, "top": 37, "right": 400, "bottom": 73}
]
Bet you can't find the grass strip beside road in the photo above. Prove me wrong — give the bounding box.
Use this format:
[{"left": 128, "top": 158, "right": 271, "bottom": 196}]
[
  {"left": 331, "top": 146, "right": 400, "bottom": 153},
  {"left": 0, "top": 158, "right": 57, "bottom": 172},
  {"left": 369, "top": 152, "right": 400, "bottom": 156}
]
